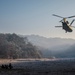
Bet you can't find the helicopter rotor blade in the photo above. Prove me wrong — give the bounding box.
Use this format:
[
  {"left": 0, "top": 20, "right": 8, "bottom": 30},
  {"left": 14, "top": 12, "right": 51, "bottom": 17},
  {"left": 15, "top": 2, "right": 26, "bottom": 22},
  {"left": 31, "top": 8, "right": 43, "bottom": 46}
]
[
  {"left": 55, "top": 26, "right": 62, "bottom": 27},
  {"left": 70, "top": 19, "right": 75, "bottom": 26},
  {"left": 53, "top": 14, "right": 64, "bottom": 18},
  {"left": 70, "top": 20, "right": 75, "bottom": 26},
  {"left": 66, "top": 16, "right": 75, "bottom": 18},
  {"left": 70, "top": 26, "right": 75, "bottom": 28}
]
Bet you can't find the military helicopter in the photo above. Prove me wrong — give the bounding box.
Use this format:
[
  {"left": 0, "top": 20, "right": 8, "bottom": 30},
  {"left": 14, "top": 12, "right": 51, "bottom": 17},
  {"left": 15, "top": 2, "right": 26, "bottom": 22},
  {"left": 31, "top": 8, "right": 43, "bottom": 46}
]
[{"left": 53, "top": 14, "right": 75, "bottom": 33}]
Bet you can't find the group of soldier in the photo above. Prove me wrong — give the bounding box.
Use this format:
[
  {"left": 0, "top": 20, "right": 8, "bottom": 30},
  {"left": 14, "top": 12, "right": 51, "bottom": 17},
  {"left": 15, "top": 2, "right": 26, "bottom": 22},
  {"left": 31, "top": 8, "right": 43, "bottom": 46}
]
[{"left": 1, "top": 63, "right": 13, "bottom": 69}]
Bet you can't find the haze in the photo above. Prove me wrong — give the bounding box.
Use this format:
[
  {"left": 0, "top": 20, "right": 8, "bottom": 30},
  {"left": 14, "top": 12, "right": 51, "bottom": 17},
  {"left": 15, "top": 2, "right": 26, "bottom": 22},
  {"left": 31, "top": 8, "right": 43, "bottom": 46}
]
[{"left": 0, "top": 0, "right": 75, "bottom": 39}]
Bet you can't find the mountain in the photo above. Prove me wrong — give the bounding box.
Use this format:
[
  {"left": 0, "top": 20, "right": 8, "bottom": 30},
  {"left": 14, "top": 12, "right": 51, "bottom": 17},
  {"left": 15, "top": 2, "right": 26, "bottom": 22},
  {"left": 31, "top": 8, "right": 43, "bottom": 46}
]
[
  {"left": 0, "top": 33, "right": 42, "bottom": 59},
  {"left": 22, "top": 35, "right": 75, "bottom": 58},
  {"left": 23, "top": 35, "right": 75, "bottom": 50}
]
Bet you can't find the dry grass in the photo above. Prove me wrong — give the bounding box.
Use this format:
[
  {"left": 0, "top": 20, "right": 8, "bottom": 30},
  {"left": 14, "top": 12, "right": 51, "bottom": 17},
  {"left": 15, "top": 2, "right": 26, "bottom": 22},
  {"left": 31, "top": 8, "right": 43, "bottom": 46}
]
[
  {"left": 0, "top": 68, "right": 75, "bottom": 75},
  {"left": 0, "top": 58, "right": 75, "bottom": 75}
]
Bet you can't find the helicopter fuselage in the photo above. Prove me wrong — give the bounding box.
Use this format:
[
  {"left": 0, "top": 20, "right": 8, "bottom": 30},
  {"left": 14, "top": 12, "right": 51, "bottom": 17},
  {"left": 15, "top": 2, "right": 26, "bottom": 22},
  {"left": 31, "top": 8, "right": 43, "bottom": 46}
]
[
  {"left": 53, "top": 14, "right": 75, "bottom": 33},
  {"left": 62, "top": 22, "right": 73, "bottom": 32}
]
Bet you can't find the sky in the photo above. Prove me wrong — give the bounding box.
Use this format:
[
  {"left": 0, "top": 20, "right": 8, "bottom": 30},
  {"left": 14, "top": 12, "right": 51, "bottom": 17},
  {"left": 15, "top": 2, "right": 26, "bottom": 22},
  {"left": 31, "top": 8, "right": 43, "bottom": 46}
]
[{"left": 0, "top": 0, "right": 75, "bottom": 39}]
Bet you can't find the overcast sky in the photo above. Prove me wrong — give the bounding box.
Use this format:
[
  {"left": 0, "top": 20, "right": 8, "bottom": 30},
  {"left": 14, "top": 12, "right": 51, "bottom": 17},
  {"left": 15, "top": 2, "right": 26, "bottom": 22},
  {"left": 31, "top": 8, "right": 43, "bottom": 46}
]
[{"left": 0, "top": 0, "right": 75, "bottom": 39}]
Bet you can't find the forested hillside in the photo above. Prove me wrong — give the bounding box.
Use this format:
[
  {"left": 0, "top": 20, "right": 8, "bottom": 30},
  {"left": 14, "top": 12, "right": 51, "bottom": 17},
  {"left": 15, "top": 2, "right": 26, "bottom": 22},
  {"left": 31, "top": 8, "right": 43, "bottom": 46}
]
[{"left": 0, "top": 33, "right": 41, "bottom": 59}]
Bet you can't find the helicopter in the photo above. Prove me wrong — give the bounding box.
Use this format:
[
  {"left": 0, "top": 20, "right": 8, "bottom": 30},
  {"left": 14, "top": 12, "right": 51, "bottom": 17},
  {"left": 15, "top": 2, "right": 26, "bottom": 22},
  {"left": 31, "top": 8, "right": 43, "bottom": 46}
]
[{"left": 53, "top": 14, "right": 75, "bottom": 33}]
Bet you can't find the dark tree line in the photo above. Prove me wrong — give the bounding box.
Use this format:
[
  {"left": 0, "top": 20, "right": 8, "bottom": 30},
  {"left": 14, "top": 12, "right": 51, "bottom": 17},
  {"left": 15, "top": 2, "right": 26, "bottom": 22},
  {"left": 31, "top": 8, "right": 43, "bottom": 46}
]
[{"left": 0, "top": 33, "right": 41, "bottom": 59}]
